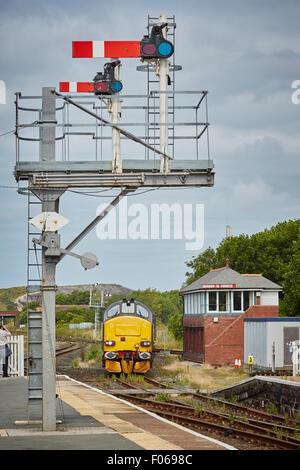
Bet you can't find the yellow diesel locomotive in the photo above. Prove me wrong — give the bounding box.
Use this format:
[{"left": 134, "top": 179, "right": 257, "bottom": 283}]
[{"left": 102, "top": 298, "right": 155, "bottom": 374}]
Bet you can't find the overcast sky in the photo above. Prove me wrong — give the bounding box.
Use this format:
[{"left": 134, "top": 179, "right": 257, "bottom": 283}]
[{"left": 0, "top": 0, "right": 299, "bottom": 292}]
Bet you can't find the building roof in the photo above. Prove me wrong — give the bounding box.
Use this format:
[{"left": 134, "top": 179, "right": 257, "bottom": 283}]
[{"left": 181, "top": 266, "right": 282, "bottom": 293}]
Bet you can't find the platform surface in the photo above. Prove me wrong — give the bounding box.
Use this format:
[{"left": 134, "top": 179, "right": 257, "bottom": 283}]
[{"left": 0, "top": 376, "right": 234, "bottom": 450}]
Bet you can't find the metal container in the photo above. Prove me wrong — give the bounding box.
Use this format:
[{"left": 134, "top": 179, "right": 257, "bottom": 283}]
[{"left": 244, "top": 317, "right": 300, "bottom": 370}]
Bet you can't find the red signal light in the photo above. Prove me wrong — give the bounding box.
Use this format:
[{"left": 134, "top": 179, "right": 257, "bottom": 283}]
[
  {"left": 95, "top": 82, "right": 109, "bottom": 92},
  {"left": 141, "top": 44, "right": 157, "bottom": 56}
]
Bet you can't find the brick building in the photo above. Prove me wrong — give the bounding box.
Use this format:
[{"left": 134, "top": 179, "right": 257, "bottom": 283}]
[
  {"left": 180, "top": 261, "right": 282, "bottom": 366},
  {"left": 0, "top": 310, "right": 19, "bottom": 326}
]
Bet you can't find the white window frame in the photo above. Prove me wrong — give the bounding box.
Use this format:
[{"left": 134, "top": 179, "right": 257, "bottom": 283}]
[
  {"left": 232, "top": 290, "right": 243, "bottom": 312},
  {"left": 207, "top": 291, "right": 230, "bottom": 313}
]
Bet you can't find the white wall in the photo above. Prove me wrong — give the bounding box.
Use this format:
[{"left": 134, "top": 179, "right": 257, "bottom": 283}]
[{"left": 260, "top": 291, "right": 279, "bottom": 306}]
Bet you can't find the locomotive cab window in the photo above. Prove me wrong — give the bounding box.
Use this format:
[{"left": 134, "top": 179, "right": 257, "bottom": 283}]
[
  {"left": 106, "top": 304, "right": 120, "bottom": 318},
  {"left": 136, "top": 304, "right": 149, "bottom": 318},
  {"left": 121, "top": 301, "right": 135, "bottom": 314}
]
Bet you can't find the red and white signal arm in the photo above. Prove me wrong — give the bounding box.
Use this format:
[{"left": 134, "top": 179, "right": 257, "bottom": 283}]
[
  {"left": 59, "top": 82, "right": 94, "bottom": 93},
  {"left": 72, "top": 41, "right": 141, "bottom": 58}
]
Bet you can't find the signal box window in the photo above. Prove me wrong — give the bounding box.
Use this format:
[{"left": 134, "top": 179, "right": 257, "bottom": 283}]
[
  {"left": 208, "top": 292, "right": 217, "bottom": 311},
  {"left": 244, "top": 291, "right": 250, "bottom": 311},
  {"left": 219, "top": 291, "right": 228, "bottom": 312},
  {"left": 233, "top": 292, "right": 242, "bottom": 311}
]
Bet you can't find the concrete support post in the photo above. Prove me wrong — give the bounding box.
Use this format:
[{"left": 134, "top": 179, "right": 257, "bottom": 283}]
[
  {"left": 41, "top": 247, "right": 57, "bottom": 431},
  {"left": 40, "top": 87, "right": 58, "bottom": 431}
]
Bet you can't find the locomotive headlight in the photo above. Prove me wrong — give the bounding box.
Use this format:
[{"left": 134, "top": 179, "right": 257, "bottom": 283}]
[
  {"left": 139, "top": 352, "right": 151, "bottom": 360},
  {"left": 140, "top": 341, "right": 151, "bottom": 347},
  {"left": 104, "top": 351, "right": 117, "bottom": 360},
  {"left": 105, "top": 340, "right": 115, "bottom": 346}
]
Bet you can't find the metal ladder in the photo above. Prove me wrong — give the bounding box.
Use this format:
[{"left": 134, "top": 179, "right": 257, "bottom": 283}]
[
  {"left": 26, "top": 190, "right": 43, "bottom": 415},
  {"left": 145, "top": 14, "right": 176, "bottom": 160}
]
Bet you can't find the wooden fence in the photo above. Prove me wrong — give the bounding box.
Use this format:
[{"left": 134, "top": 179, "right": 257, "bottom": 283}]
[{"left": 7, "top": 335, "right": 24, "bottom": 377}]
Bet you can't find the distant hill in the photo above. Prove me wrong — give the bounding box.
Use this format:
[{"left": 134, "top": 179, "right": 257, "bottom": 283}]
[
  {"left": 0, "top": 284, "right": 133, "bottom": 311},
  {"left": 0, "top": 286, "right": 27, "bottom": 311}
]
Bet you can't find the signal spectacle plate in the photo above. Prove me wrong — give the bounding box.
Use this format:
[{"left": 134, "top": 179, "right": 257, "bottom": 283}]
[{"left": 158, "top": 41, "right": 173, "bottom": 57}]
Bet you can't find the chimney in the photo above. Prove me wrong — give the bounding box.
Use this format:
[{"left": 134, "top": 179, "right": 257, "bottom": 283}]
[
  {"left": 225, "top": 258, "right": 230, "bottom": 268},
  {"left": 226, "top": 225, "right": 232, "bottom": 238}
]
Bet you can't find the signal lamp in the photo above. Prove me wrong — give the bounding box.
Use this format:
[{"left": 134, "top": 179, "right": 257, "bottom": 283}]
[
  {"left": 93, "top": 60, "right": 123, "bottom": 96},
  {"left": 95, "top": 82, "right": 109, "bottom": 93},
  {"left": 111, "top": 80, "right": 122, "bottom": 92},
  {"left": 140, "top": 22, "right": 174, "bottom": 60},
  {"left": 140, "top": 341, "right": 151, "bottom": 347},
  {"left": 105, "top": 340, "right": 115, "bottom": 346}
]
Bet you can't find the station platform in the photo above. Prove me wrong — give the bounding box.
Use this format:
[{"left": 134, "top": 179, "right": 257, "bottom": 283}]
[{"left": 0, "top": 375, "right": 235, "bottom": 451}]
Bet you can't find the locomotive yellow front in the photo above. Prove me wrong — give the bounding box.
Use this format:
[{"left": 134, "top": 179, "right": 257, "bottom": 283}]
[{"left": 102, "top": 299, "right": 155, "bottom": 374}]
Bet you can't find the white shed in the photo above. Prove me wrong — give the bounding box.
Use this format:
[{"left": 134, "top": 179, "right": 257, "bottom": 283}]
[{"left": 244, "top": 317, "right": 300, "bottom": 371}]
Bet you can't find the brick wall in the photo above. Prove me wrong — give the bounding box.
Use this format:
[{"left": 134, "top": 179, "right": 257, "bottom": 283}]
[
  {"left": 205, "top": 305, "right": 279, "bottom": 366},
  {"left": 183, "top": 306, "right": 279, "bottom": 365},
  {"left": 183, "top": 316, "right": 204, "bottom": 362}
]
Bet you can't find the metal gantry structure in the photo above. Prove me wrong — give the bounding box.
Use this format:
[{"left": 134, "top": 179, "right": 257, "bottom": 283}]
[
  {"left": 89, "top": 284, "right": 111, "bottom": 338},
  {"left": 13, "top": 14, "right": 215, "bottom": 431}
]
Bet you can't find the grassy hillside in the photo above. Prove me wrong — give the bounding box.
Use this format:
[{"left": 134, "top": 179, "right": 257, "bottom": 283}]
[{"left": 0, "top": 286, "right": 26, "bottom": 310}]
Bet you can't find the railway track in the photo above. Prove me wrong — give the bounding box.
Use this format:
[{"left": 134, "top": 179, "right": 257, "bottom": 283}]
[
  {"left": 108, "top": 376, "right": 300, "bottom": 450},
  {"left": 144, "top": 376, "right": 300, "bottom": 428},
  {"left": 24, "top": 343, "right": 82, "bottom": 374},
  {"left": 153, "top": 348, "right": 183, "bottom": 355}
]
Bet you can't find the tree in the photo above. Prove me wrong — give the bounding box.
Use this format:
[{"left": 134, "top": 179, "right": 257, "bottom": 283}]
[
  {"left": 184, "top": 219, "right": 300, "bottom": 316},
  {"left": 185, "top": 247, "right": 218, "bottom": 285},
  {"left": 280, "top": 234, "right": 300, "bottom": 316},
  {"left": 168, "top": 311, "right": 183, "bottom": 341},
  {"left": 55, "top": 290, "right": 90, "bottom": 305},
  {"left": 18, "top": 301, "right": 40, "bottom": 325}
]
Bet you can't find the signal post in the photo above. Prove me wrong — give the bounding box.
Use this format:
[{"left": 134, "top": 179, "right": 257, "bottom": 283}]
[
  {"left": 158, "top": 15, "right": 170, "bottom": 173},
  {"left": 109, "top": 59, "right": 122, "bottom": 173},
  {"left": 14, "top": 14, "right": 214, "bottom": 432}
]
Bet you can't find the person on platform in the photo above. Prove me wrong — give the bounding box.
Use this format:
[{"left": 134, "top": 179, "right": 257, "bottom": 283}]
[{"left": 0, "top": 324, "right": 11, "bottom": 378}]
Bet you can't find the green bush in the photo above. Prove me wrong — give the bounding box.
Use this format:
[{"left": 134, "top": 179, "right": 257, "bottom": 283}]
[{"left": 84, "top": 344, "right": 102, "bottom": 363}]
